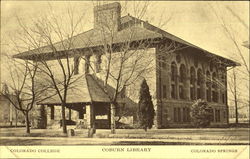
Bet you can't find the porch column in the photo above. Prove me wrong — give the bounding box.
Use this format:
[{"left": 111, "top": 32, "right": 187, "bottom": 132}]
[
  {"left": 50, "top": 105, "right": 55, "bottom": 120},
  {"left": 86, "top": 104, "right": 96, "bottom": 137},
  {"left": 69, "top": 108, "right": 71, "bottom": 120},
  {"left": 107, "top": 106, "right": 111, "bottom": 129}
]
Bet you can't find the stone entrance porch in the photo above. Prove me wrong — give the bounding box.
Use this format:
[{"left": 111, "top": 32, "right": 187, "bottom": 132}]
[{"left": 42, "top": 102, "right": 112, "bottom": 132}]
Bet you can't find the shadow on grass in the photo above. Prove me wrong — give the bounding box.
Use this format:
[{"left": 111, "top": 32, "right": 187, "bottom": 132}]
[
  {"left": 0, "top": 125, "right": 25, "bottom": 128},
  {"left": 0, "top": 132, "right": 68, "bottom": 137},
  {"left": 0, "top": 139, "right": 43, "bottom": 145}
]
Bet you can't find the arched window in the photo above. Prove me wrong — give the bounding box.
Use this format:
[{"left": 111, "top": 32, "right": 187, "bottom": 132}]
[
  {"left": 171, "top": 62, "right": 177, "bottom": 99},
  {"left": 190, "top": 67, "right": 196, "bottom": 100},
  {"left": 85, "top": 55, "right": 90, "bottom": 74},
  {"left": 74, "top": 57, "right": 80, "bottom": 75},
  {"left": 179, "top": 64, "right": 186, "bottom": 99},
  {"left": 212, "top": 72, "right": 218, "bottom": 102},
  {"left": 120, "top": 86, "right": 126, "bottom": 98},
  {"left": 206, "top": 71, "right": 211, "bottom": 102},
  {"left": 197, "top": 69, "right": 202, "bottom": 99},
  {"left": 95, "top": 54, "right": 102, "bottom": 73},
  {"left": 158, "top": 55, "right": 166, "bottom": 69},
  {"left": 162, "top": 56, "right": 166, "bottom": 69}
]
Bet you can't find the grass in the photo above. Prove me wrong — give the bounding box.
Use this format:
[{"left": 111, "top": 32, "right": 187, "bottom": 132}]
[{"left": 0, "top": 126, "right": 249, "bottom": 141}]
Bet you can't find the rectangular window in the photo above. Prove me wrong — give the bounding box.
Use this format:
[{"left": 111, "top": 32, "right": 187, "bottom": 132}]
[
  {"left": 187, "top": 108, "right": 190, "bottom": 122},
  {"left": 222, "top": 93, "right": 225, "bottom": 104},
  {"left": 174, "top": 108, "right": 183, "bottom": 123},
  {"left": 183, "top": 108, "right": 186, "bottom": 122},
  {"left": 217, "top": 110, "right": 220, "bottom": 122},
  {"left": 183, "top": 107, "right": 190, "bottom": 122},
  {"left": 171, "top": 84, "right": 176, "bottom": 99},
  {"left": 223, "top": 111, "right": 227, "bottom": 119},
  {"left": 212, "top": 91, "right": 218, "bottom": 102},
  {"left": 179, "top": 86, "right": 184, "bottom": 99},
  {"left": 215, "top": 110, "right": 221, "bottom": 122},
  {"left": 215, "top": 109, "right": 217, "bottom": 122},
  {"left": 177, "top": 108, "right": 181, "bottom": 122},
  {"left": 190, "top": 87, "right": 195, "bottom": 100},
  {"left": 208, "top": 108, "right": 214, "bottom": 122},
  {"left": 207, "top": 89, "right": 211, "bottom": 102},
  {"left": 174, "top": 108, "right": 177, "bottom": 122},
  {"left": 163, "top": 85, "right": 167, "bottom": 99},
  {"left": 197, "top": 88, "right": 201, "bottom": 99}
]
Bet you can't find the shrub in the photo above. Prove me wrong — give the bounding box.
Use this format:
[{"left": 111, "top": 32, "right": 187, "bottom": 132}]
[
  {"left": 190, "top": 99, "right": 213, "bottom": 128},
  {"left": 137, "top": 79, "right": 155, "bottom": 131}
]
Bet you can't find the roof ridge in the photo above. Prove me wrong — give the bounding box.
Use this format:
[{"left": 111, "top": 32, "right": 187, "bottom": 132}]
[
  {"left": 85, "top": 74, "right": 94, "bottom": 103},
  {"left": 86, "top": 74, "right": 111, "bottom": 102}
]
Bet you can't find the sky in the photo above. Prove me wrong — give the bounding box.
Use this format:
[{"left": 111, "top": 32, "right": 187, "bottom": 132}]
[
  {"left": 1, "top": 1, "right": 249, "bottom": 113},
  {"left": 1, "top": 1, "right": 249, "bottom": 57}
]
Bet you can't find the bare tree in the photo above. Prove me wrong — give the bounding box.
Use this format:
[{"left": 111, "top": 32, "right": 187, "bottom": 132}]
[
  {"left": 11, "top": 4, "right": 86, "bottom": 134},
  {"left": 209, "top": 3, "right": 249, "bottom": 123},
  {"left": 228, "top": 68, "right": 239, "bottom": 123},
  {"left": 10, "top": 2, "right": 180, "bottom": 135},
  {"left": 0, "top": 56, "right": 51, "bottom": 133}
]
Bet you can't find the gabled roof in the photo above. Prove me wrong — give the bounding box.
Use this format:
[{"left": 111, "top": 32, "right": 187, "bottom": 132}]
[{"left": 39, "top": 74, "right": 110, "bottom": 105}]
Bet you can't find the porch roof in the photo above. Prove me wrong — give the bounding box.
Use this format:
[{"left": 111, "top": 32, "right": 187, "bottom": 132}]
[{"left": 38, "top": 74, "right": 111, "bottom": 105}]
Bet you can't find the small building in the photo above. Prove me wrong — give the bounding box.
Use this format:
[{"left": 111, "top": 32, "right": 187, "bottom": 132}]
[
  {"left": 13, "top": 2, "right": 238, "bottom": 129},
  {"left": 0, "top": 95, "right": 23, "bottom": 126}
]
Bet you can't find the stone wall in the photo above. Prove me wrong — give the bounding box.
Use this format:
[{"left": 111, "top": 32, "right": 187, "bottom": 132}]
[{"left": 154, "top": 45, "right": 228, "bottom": 128}]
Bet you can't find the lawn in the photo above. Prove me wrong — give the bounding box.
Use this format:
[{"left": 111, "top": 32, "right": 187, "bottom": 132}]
[{"left": 0, "top": 127, "right": 249, "bottom": 145}]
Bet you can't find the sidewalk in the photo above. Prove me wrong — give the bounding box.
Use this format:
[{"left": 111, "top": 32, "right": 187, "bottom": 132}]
[{"left": 1, "top": 136, "right": 249, "bottom": 145}]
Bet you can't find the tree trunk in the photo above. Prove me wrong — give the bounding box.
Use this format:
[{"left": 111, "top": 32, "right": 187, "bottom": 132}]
[
  {"left": 15, "top": 109, "right": 18, "bottom": 128},
  {"left": 233, "top": 69, "right": 238, "bottom": 124},
  {"left": 235, "top": 95, "right": 238, "bottom": 124},
  {"left": 107, "top": 108, "right": 111, "bottom": 129},
  {"left": 24, "top": 112, "right": 30, "bottom": 134},
  {"left": 61, "top": 104, "right": 67, "bottom": 134},
  {"left": 110, "top": 103, "right": 116, "bottom": 134},
  {"left": 10, "top": 103, "right": 13, "bottom": 126},
  {"left": 235, "top": 96, "right": 238, "bottom": 124}
]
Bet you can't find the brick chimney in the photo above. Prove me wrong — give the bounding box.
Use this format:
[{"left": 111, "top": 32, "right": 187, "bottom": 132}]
[{"left": 94, "top": 2, "right": 121, "bottom": 32}]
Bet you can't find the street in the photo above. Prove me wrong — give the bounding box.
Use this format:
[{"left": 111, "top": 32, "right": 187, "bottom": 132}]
[{"left": 0, "top": 127, "right": 249, "bottom": 145}]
